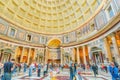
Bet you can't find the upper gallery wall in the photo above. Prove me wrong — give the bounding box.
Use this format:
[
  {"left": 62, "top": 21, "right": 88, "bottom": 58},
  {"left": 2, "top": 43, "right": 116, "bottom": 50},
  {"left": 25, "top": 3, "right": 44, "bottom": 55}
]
[{"left": 0, "top": 0, "right": 120, "bottom": 47}]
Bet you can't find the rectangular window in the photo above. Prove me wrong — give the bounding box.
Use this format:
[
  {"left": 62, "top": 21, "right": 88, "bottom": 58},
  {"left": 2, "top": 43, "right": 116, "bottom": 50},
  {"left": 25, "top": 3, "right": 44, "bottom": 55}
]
[
  {"left": 64, "top": 35, "right": 69, "bottom": 43},
  {"left": 39, "top": 36, "right": 42, "bottom": 43},
  {"left": 40, "top": 36, "right": 45, "bottom": 44},
  {"left": 108, "top": 6, "right": 114, "bottom": 18},
  {"left": 66, "top": 36, "right": 69, "bottom": 42},
  {"left": 41, "top": 36, "right": 44, "bottom": 43},
  {"left": 10, "top": 28, "right": 15, "bottom": 37}
]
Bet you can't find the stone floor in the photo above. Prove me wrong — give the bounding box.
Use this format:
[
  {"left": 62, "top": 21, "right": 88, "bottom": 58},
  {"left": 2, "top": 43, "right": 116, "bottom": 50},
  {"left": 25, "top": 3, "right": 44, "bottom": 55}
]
[{"left": 11, "top": 69, "right": 112, "bottom": 80}]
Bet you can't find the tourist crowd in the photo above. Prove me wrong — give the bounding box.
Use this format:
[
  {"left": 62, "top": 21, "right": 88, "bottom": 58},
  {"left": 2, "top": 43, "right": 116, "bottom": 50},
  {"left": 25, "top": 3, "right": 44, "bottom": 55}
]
[{"left": 0, "top": 59, "right": 120, "bottom": 80}]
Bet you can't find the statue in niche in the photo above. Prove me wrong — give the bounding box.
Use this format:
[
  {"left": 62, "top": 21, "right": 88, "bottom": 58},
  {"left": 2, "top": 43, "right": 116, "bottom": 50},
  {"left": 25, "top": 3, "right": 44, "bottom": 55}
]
[
  {"left": 27, "top": 34, "right": 31, "bottom": 41},
  {"left": 90, "top": 24, "right": 95, "bottom": 31}
]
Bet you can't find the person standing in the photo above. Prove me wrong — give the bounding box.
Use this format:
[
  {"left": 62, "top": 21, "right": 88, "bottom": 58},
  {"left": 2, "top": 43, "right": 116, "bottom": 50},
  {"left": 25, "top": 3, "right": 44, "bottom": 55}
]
[
  {"left": 0, "top": 62, "right": 3, "bottom": 75},
  {"left": 74, "top": 63, "right": 77, "bottom": 74},
  {"left": 104, "top": 65, "right": 108, "bottom": 73},
  {"left": 37, "top": 63, "right": 41, "bottom": 77},
  {"left": 18, "top": 63, "right": 21, "bottom": 72},
  {"left": 34, "top": 62, "right": 37, "bottom": 72},
  {"left": 61, "top": 64, "right": 64, "bottom": 71},
  {"left": 46, "top": 63, "right": 48, "bottom": 73},
  {"left": 92, "top": 64, "right": 98, "bottom": 77},
  {"left": 69, "top": 63, "right": 75, "bottom": 80},
  {"left": 113, "top": 60, "right": 119, "bottom": 68},
  {"left": 29, "top": 63, "right": 34, "bottom": 77},
  {"left": 3, "top": 59, "right": 15, "bottom": 80},
  {"left": 23, "top": 63, "right": 27, "bottom": 73},
  {"left": 43, "top": 64, "right": 47, "bottom": 77},
  {"left": 76, "top": 64, "right": 82, "bottom": 80},
  {"left": 82, "top": 64, "right": 85, "bottom": 71},
  {"left": 49, "top": 63, "right": 53, "bottom": 70},
  {"left": 118, "top": 65, "right": 120, "bottom": 79},
  {"left": 109, "top": 62, "right": 119, "bottom": 80},
  {"left": 12, "top": 63, "right": 18, "bottom": 76}
]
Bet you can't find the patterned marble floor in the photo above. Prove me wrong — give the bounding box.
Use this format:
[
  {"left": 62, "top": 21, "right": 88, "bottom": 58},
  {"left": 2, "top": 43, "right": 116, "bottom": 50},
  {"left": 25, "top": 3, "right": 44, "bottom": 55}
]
[
  {"left": 80, "top": 71, "right": 111, "bottom": 80},
  {"left": 14, "top": 74, "right": 69, "bottom": 80},
  {"left": 11, "top": 69, "right": 112, "bottom": 80}
]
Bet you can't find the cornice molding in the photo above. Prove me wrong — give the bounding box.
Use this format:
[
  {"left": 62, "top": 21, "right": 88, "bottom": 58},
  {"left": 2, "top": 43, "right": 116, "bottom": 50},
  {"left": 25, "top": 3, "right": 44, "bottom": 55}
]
[{"left": 0, "top": 34, "right": 44, "bottom": 48}]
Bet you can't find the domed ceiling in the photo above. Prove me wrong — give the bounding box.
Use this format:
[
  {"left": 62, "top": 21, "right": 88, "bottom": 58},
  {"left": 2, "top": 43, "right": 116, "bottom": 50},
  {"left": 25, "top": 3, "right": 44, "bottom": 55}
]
[{"left": 0, "top": 0, "right": 104, "bottom": 34}]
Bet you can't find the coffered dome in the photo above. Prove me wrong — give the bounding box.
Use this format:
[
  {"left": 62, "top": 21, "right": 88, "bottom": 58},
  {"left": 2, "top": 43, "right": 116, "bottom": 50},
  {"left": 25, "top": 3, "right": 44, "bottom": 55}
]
[{"left": 0, "top": 0, "right": 105, "bottom": 34}]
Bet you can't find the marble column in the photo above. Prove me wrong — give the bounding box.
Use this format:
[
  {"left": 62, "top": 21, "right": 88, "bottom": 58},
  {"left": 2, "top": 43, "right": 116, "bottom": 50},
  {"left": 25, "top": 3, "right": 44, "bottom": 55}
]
[
  {"left": 20, "top": 47, "right": 24, "bottom": 62},
  {"left": 72, "top": 48, "right": 75, "bottom": 62},
  {"left": 69, "top": 56, "right": 70, "bottom": 63},
  {"left": 37, "top": 55, "right": 38, "bottom": 63},
  {"left": 63, "top": 49, "right": 66, "bottom": 64},
  {"left": 0, "top": 51, "right": 3, "bottom": 62},
  {"left": 77, "top": 47, "right": 80, "bottom": 64},
  {"left": 33, "top": 49, "right": 36, "bottom": 61},
  {"left": 37, "top": 56, "right": 39, "bottom": 63},
  {"left": 45, "top": 47, "right": 48, "bottom": 64},
  {"left": 41, "top": 57, "right": 43, "bottom": 63},
  {"left": 60, "top": 47, "right": 63, "bottom": 65},
  {"left": 83, "top": 46, "right": 87, "bottom": 65},
  {"left": 2, "top": 54, "right": 4, "bottom": 63},
  {"left": 88, "top": 46, "right": 91, "bottom": 60},
  {"left": 63, "top": 54, "right": 65, "bottom": 64},
  {"left": 27, "top": 48, "right": 31, "bottom": 65},
  {"left": 104, "top": 37, "right": 113, "bottom": 62},
  {"left": 14, "top": 47, "right": 18, "bottom": 61},
  {"left": 64, "top": 53, "right": 66, "bottom": 64},
  {"left": 43, "top": 48, "right": 45, "bottom": 64},
  {"left": 111, "top": 33, "right": 120, "bottom": 64}
]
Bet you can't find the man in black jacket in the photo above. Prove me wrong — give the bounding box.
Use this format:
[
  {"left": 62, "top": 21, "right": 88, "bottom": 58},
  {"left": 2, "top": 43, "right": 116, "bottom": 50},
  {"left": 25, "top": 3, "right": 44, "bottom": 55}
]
[
  {"left": 3, "top": 59, "right": 15, "bottom": 80},
  {"left": 92, "top": 64, "right": 98, "bottom": 77},
  {"left": 70, "top": 63, "right": 75, "bottom": 80}
]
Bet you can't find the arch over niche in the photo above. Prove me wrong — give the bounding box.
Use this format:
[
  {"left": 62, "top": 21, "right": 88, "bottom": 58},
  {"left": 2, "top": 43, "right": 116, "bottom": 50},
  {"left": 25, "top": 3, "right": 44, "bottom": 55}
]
[
  {"left": 46, "top": 38, "right": 62, "bottom": 64},
  {"left": 47, "top": 38, "right": 62, "bottom": 48}
]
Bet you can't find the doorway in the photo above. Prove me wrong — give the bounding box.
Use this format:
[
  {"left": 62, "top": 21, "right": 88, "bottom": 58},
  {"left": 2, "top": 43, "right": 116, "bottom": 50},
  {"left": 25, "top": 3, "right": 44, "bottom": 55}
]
[{"left": 91, "top": 47, "right": 104, "bottom": 64}]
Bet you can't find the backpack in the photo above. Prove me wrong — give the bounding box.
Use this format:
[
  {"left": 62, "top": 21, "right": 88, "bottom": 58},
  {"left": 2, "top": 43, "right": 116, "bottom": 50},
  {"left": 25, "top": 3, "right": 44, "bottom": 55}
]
[{"left": 111, "top": 67, "right": 119, "bottom": 78}]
